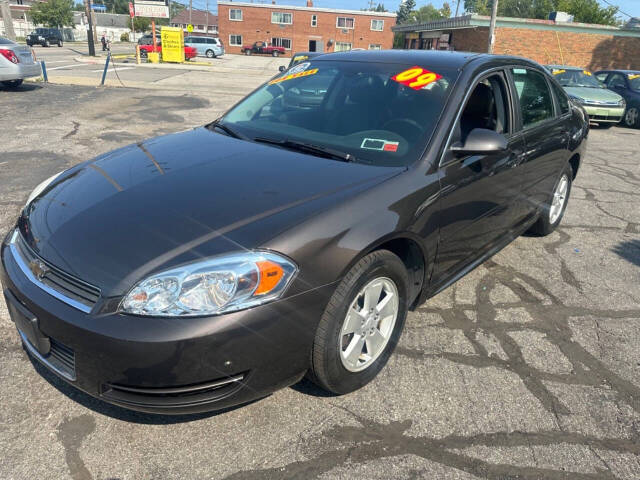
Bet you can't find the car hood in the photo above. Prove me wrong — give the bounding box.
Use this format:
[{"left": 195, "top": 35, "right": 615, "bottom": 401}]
[
  {"left": 19, "top": 127, "right": 401, "bottom": 295},
  {"left": 564, "top": 86, "right": 622, "bottom": 102}
]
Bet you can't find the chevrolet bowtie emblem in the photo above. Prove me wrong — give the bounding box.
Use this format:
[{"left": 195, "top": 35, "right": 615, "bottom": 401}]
[{"left": 28, "top": 259, "right": 49, "bottom": 280}]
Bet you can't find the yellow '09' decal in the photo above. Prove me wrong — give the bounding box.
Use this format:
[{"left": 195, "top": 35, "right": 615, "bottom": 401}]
[
  {"left": 269, "top": 68, "right": 319, "bottom": 85},
  {"left": 583, "top": 70, "right": 592, "bottom": 76},
  {"left": 629, "top": 74, "right": 640, "bottom": 80},
  {"left": 391, "top": 66, "right": 442, "bottom": 90}
]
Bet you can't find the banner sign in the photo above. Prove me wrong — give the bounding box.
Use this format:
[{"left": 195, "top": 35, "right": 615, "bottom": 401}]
[
  {"left": 160, "top": 26, "right": 184, "bottom": 63},
  {"left": 134, "top": 0, "right": 169, "bottom": 18}
]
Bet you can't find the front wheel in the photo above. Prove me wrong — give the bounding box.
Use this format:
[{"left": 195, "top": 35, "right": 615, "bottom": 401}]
[
  {"left": 1, "top": 79, "right": 23, "bottom": 88},
  {"left": 309, "top": 250, "right": 409, "bottom": 394},
  {"left": 57, "top": 40, "right": 63, "bottom": 47},
  {"left": 624, "top": 106, "right": 639, "bottom": 128},
  {"left": 44, "top": 40, "right": 50, "bottom": 47},
  {"left": 528, "top": 164, "right": 573, "bottom": 236},
  {"left": 244, "top": 50, "right": 251, "bottom": 56},
  {"left": 272, "top": 51, "right": 279, "bottom": 57},
  {"left": 139, "top": 50, "right": 148, "bottom": 59}
]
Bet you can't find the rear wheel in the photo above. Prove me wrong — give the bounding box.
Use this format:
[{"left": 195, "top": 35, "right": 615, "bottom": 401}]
[
  {"left": 44, "top": 40, "right": 50, "bottom": 47},
  {"left": 272, "top": 50, "right": 279, "bottom": 57},
  {"left": 140, "top": 50, "right": 148, "bottom": 59},
  {"left": 309, "top": 250, "right": 409, "bottom": 394},
  {"left": 528, "top": 164, "right": 573, "bottom": 236},
  {"left": 624, "top": 107, "right": 639, "bottom": 128},
  {"left": 57, "top": 40, "right": 63, "bottom": 47},
  {"left": 244, "top": 50, "right": 251, "bottom": 56},
  {"left": 1, "top": 79, "right": 23, "bottom": 88},
  {"left": 206, "top": 49, "right": 215, "bottom": 58}
]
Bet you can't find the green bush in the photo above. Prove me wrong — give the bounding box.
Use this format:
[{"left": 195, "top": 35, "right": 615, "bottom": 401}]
[{"left": 120, "top": 32, "right": 129, "bottom": 42}]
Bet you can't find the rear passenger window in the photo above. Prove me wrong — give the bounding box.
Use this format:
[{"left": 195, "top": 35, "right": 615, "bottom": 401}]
[
  {"left": 551, "top": 82, "right": 570, "bottom": 114},
  {"left": 511, "top": 68, "right": 554, "bottom": 128}
]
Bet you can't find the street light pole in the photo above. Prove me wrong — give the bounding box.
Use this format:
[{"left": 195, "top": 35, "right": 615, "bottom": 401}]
[
  {"left": 488, "top": 0, "right": 498, "bottom": 53},
  {"left": 84, "top": 0, "right": 96, "bottom": 56}
]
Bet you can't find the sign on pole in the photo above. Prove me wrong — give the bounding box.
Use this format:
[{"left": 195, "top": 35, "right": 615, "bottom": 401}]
[
  {"left": 187, "top": 24, "right": 194, "bottom": 33},
  {"left": 134, "top": 0, "right": 169, "bottom": 18},
  {"left": 129, "top": 2, "right": 134, "bottom": 17},
  {"left": 160, "top": 26, "right": 184, "bottom": 63}
]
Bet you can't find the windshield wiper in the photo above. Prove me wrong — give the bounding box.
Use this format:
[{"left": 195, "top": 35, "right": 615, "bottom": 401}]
[
  {"left": 254, "top": 137, "right": 356, "bottom": 163},
  {"left": 207, "top": 119, "right": 250, "bottom": 141}
]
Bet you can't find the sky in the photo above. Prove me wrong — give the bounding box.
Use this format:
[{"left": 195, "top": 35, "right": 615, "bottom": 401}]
[{"left": 183, "top": 0, "right": 640, "bottom": 21}]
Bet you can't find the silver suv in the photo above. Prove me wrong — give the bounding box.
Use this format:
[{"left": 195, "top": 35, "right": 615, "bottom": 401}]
[{"left": 184, "top": 36, "right": 224, "bottom": 58}]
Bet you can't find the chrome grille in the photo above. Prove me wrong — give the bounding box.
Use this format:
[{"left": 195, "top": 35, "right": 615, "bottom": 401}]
[{"left": 9, "top": 230, "right": 100, "bottom": 312}]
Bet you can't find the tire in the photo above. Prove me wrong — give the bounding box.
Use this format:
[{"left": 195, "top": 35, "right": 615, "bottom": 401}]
[
  {"left": 624, "top": 106, "right": 639, "bottom": 128},
  {"left": 597, "top": 123, "right": 613, "bottom": 129},
  {"left": 309, "top": 250, "right": 409, "bottom": 395},
  {"left": 1, "top": 79, "right": 23, "bottom": 88},
  {"left": 272, "top": 51, "right": 279, "bottom": 57},
  {"left": 57, "top": 40, "right": 63, "bottom": 47},
  {"left": 205, "top": 49, "right": 215, "bottom": 58},
  {"left": 140, "top": 50, "right": 148, "bottom": 59},
  {"left": 44, "top": 40, "right": 50, "bottom": 47},
  {"left": 245, "top": 50, "right": 251, "bottom": 56},
  {"left": 528, "top": 164, "right": 573, "bottom": 236}
]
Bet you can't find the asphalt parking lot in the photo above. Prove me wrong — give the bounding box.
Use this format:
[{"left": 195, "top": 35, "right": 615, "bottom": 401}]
[{"left": 1, "top": 79, "right": 640, "bottom": 480}]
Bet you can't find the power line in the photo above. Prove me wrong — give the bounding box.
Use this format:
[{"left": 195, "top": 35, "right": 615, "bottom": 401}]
[{"left": 598, "top": 0, "right": 634, "bottom": 18}]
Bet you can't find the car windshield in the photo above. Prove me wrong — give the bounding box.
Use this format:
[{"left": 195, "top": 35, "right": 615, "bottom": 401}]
[
  {"left": 551, "top": 68, "right": 603, "bottom": 88},
  {"left": 219, "top": 60, "right": 458, "bottom": 167},
  {"left": 628, "top": 72, "right": 640, "bottom": 91}
]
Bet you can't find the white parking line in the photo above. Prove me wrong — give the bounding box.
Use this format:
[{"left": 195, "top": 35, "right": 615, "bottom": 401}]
[{"left": 46, "top": 64, "right": 79, "bottom": 71}]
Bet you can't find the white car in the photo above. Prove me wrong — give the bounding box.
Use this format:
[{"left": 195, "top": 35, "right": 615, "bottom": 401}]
[{"left": 0, "top": 37, "right": 42, "bottom": 88}]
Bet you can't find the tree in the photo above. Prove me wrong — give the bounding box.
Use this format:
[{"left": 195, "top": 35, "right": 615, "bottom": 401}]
[
  {"left": 410, "top": 3, "right": 452, "bottom": 22},
  {"left": 170, "top": 1, "right": 186, "bottom": 20},
  {"left": 396, "top": 0, "right": 417, "bottom": 24},
  {"left": 30, "top": 0, "right": 74, "bottom": 27},
  {"left": 103, "top": 0, "right": 129, "bottom": 15},
  {"left": 132, "top": 16, "right": 150, "bottom": 32},
  {"left": 441, "top": 1, "right": 452, "bottom": 17},
  {"left": 464, "top": 0, "right": 618, "bottom": 25}
]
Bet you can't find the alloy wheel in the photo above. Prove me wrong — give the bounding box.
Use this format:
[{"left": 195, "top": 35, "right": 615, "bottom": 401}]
[
  {"left": 549, "top": 174, "right": 569, "bottom": 224},
  {"left": 339, "top": 277, "right": 399, "bottom": 372},
  {"left": 625, "top": 107, "right": 639, "bottom": 128}
]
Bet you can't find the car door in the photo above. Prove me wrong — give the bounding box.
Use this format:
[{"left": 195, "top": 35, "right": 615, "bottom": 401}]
[
  {"left": 508, "top": 67, "right": 570, "bottom": 217},
  {"left": 433, "top": 70, "right": 526, "bottom": 281},
  {"left": 606, "top": 72, "right": 629, "bottom": 98}
]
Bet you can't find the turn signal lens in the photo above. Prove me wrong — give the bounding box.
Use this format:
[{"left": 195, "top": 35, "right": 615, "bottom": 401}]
[
  {"left": 0, "top": 49, "right": 19, "bottom": 64},
  {"left": 120, "top": 251, "right": 297, "bottom": 317},
  {"left": 255, "top": 260, "right": 284, "bottom": 295}
]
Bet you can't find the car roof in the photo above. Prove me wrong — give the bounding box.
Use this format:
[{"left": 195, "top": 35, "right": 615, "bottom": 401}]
[
  {"left": 594, "top": 69, "right": 640, "bottom": 74},
  {"left": 546, "top": 65, "right": 587, "bottom": 71},
  {"left": 313, "top": 49, "right": 538, "bottom": 69}
]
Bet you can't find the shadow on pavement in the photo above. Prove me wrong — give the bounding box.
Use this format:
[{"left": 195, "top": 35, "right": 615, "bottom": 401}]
[
  {"left": 612, "top": 238, "right": 640, "bottom": 267},
  {"left": 0, "top": 82, "right": 43, "bottom": 92}
]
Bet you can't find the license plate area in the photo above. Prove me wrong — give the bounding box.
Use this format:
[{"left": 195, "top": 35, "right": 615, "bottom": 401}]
[{"left": 4, "top": 289, "right": 50, "bottom": 355}]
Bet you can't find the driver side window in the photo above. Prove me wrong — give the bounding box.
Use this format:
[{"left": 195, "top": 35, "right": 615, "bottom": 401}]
[{"left": 459, "top": 74, "right": 511, "bottom": 143}]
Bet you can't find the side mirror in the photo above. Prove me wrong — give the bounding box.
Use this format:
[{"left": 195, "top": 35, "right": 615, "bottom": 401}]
[
  {"left": 450, "top": 128, "right": 508, "bottom": 156},
  {"left": 279, "top": 65, "right": 286, "bottom": 72}
]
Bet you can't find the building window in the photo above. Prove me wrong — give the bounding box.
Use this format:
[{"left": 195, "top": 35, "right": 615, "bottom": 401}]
[
  {"left": 271, "top": 12, "right": 292, "bottom": 25},
  {"left": 311, "top": 14, "right": 317, "bottom": 27},
  {"left": 197, "top": 25, "right": 203, "bottom": 30},
  {"left": 335, "top": 42, "right": 352, "bottom": 52},
  {"left": 336, "top": 17, "right": 354, "bottom": 29},
  {"left": 369, "top": 44, "right": 381, "bottom": 50},
  {"left": 272, "top": 37, "right": 292, "bottom": 49},
  {"left": 229, "top": 9, "right": 242, "bottom": 21},
  {"left": 370, "top": 19, "right": 384, "bottom": 31},
  {"left": 229, "top": 34, "right": 242, "bottom": 46}
]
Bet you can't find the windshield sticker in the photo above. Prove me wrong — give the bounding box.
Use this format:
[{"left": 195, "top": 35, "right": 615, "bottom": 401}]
[
  {"left": 629, "top": 73, "right": 640, "bottom": 80},
  {"left": 391, "top": 66, "right": 442, "bottom": 91},
  {"left": 552, "top": 69, "right": 566, "bottom": 75},
  {"left": 287, "top": 62, "right": 311, "bottom": 75},
  {"left": 583, "top": 70, "right": 592, "bottom": 76},
  {"left": 293, "top": 55, "right": 309, "bottom": 62},
  {"left": 361, "top": 138, "right": 399, "bottom": 152},
  {"left": 269, "top": 67, "right": 319, "bottom": 85}
]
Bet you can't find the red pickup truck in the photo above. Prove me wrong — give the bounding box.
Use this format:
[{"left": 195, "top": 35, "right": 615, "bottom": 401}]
[{"left": 242, "top": 41, "right": 286, "bottom": 57}]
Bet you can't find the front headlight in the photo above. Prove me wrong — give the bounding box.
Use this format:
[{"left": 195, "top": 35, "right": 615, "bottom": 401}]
[
  {"left": 120, "top": 252, "right": 297, "bottom": 317},
  {"left": 619, "top": 98, "right": 626, "bottom": 108},
  {"left": 25, "top": 171, "right": 63, "bottom": 208}
]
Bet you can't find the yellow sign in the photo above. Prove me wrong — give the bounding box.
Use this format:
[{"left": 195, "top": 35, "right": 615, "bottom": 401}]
[
  {"left": 187, "top": 24, "right": 194, "bottom": 33},
  {"left": 161, "top": 26, "right": 185, "bottom": 63},
  {"left": 269, "top": 68, "right": 319, "bottom": 85},
  {"left": 552, "top": 69, "right": 566, "bottom": 75},
  {"left": 629, "top": 74, "right": 640, "bottom": 80}
]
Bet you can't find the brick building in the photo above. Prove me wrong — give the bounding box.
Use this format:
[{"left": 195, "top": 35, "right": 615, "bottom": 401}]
[
  {"left": 218, "top": 0, "right": 396, "bottom": 57},
  {"left": 392, "top": 14, "right": 640, "bottom": 71}
]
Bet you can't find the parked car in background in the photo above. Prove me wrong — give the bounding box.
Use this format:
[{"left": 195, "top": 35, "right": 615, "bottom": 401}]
[
  {"left": 546, "top": 65, "right": 625, "bottom": 127},
  {"left": 279, "top": 51, "right": 323, "bottom": 72},
  {"left": 0, "top": 37, "right": 42, "bottom": 88},
  {"left": 242, "top": 41, "right": 285, "bottom": 57},
  {"left": 26, "top": 28, "right": 63, "bottom": 47},
  {"left": 184, "top": 36, "right": 224, "bottom": 58},
  {"left": 595, "top": 69, "right": 640, "bottom": 128},
  {"left": 138, "top": 43, "right": 197, "bottom": 61},
  {"left": 1, "top": 51, "right": 588, "bottom": 414},
  {"left": 137, "top": 33, "right": 161, "bottom": 46}
]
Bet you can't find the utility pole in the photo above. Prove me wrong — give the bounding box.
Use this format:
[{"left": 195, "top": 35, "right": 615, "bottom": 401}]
[
  {"left": 454, "top": 0, "right": 460, "bottom": 17},
  {"left": 0, "top": 0, "right": 16, "bottom": 41},
  {"left": 487, "top": 0, "right": 498, "bottom": 53},
  {"left": 205, "top": 0, "right": 209, "bottom": 34},
  {"left": 84, "top": 0, "right": 96, "bottom": 56},
  {"left": 189, "top": 0, "right": 192, "bottom": 26}
]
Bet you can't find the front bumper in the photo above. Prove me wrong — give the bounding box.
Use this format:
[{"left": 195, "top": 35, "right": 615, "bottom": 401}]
[
  {"left": 1, "top": 234, "right": 335, "bottom": 414},
  {"left": 0, "top": 62, "right": 41, "bottom": 82},
  {"left": 583, "top": 105, "right": 624, "bottom": 123}
]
